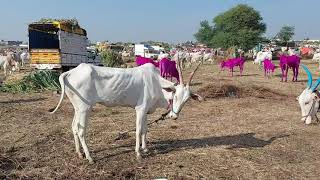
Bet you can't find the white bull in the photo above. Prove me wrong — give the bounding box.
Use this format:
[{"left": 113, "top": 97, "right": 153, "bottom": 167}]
[
  {"left": 0, "top": 52, "right": 17, "bottom": 76},
  {"left": 190, "top": 52, "right": 203, "bottom": 64},
  {"left": 298, "top": 65, "right": 320, "bottom": 124},
  {"left": 172, "top": 51, "right": 188, "bottom": 69},
  {"left": 20, "top": 51, "right": 30, "bottom": 67},
  {"left": 202, "top": 52, "right": 214, "bottom": 63},
  {"left": 253, "top": 51, "right": 272, "bottom": 65},
  {"left": 288, "top": 49, "right": 299, "bottom": 56},
  {"left": 50, "top": 62, "right": 202, "bottom": 163},
  {"left": 157, "top": 52, "right": 169, "bottom": 60},
  {"left": 312, "top": 53, "right": 320, "bottom": 69}
]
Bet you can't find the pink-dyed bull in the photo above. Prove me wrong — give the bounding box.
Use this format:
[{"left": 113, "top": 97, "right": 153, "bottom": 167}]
[
  {"left": 135, "top": 56, "right": 159, "bottom": 67},
  {"left": 220, "top": 57, "right": 245, "bottom": 76},
  {"left": 159, "top": 58, "right": 180, "bottom": 83},
  {"left": 279, "top": 55, "right": 300, "bottom": 82},
  {"left": 263, "top": 59, "right": 276, "bottom": 77}
]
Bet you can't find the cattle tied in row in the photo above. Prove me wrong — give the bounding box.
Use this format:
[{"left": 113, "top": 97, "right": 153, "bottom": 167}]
[
  {"left": 135, "top": 56, "right": 179, "bottom": 82},
  {"left": 298, "top": 65, "right": 320, "bottom": 125},
  {"left": 50, "top": 62, "right": 203, "bottom": 164},
  {"left": 220, "top": 57, "right": 245, "bottom": 76}
]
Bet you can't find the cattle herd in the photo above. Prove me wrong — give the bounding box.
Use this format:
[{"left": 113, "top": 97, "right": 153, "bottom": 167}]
[
  {"left": 1, "top": 46, "right": 320, "bottom": 166},
  {"left": 135, "top": 48, "right": 304, "bottom": 81},
  {"left": 0, "top": 50, "right": 29, "bottom": 76},
  {"left": 40, "top": 46, "right": 320, "bottom": 164}
]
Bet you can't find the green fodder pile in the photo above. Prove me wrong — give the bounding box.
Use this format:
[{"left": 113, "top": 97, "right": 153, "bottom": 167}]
[
  {"left": 197, "top": 83, "right": 289, "bottom": 100},
  {"left": 0, "top": 71, "right": 61, "bottom": 93}
]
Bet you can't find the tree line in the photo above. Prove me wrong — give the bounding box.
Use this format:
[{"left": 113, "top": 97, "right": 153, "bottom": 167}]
[{"left": 194, "top": 4, "right": 295, "bottom": 51}]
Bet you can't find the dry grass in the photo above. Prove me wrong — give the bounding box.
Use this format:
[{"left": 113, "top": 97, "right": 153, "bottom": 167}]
[{"left": 1, "top": 60, "right": 320, "bottom": 179}]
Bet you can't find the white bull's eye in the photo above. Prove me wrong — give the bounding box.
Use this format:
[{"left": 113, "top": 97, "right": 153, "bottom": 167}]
[{"left": 305, "top": 102, "right": 310, "bottom": 105}]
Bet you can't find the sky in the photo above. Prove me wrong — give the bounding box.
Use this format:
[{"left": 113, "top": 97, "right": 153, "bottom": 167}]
[{"left": 0, "top": 0, "right": 318, "bottom": 43}]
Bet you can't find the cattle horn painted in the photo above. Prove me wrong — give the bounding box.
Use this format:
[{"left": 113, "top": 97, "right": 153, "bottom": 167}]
[
  {"left": 311, "top": 78, "right": 320, "bottom": 92},
  {"left": 301, "top": 64, "right": 312, "bottom": 89}
]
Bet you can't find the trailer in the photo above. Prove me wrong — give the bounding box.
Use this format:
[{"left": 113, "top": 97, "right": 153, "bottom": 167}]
[{"left": 29, "top": 20, "right": 102, "bottom": 70}]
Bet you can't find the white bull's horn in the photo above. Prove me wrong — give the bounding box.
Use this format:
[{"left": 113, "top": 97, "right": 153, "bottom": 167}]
[
  {"left": 187, "top": 62, "right": 201, "bottom": 85},
  {"left": 176, "top": 54, "right": 184, "bottom": 84}
]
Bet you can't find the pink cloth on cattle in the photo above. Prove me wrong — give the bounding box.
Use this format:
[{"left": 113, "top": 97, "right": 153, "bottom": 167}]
[
  {"left": 159, "top": 58, "right": 179, "bottom": 83},
  {"left": 279, "top": 55, "right": 300, "bottom": 82},
  {"left": 220, "top": 57, "right": 245, "bottom": 76},
  {"left": 135, "top": 56, "right": 159, "bottom": 67},
  {"left": 263, "top": 59, "right": 276, "bottom": 77}
]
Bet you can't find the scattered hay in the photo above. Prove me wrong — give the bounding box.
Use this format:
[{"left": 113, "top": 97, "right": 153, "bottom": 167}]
[
  {"left": 197, "top": 83, "right": 289, "bottom": 100},
  {"left": 197, "top": 84, "right": 240, "bottom": 98}
]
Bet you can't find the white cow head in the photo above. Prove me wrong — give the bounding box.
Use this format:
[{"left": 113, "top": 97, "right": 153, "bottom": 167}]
[
  {"left": 298, "top": 65, "right": 320, "bottom": 124},
  {"left": 164, "top": 63, "right": 203, "bottom": 120}
]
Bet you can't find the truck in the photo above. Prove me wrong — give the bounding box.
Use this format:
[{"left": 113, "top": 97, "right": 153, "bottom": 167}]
[{"left": 28, "top": 20, "right": 102, "bottom": 71}]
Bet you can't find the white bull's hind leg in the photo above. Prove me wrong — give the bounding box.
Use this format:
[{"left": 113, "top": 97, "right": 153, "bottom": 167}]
[
  {"left": 77, "top": 108, "right": 94, "bottom": 164},
  {"left": 72, "top": 111, "right": 82, "bottom": 158},
  {"left": 141, "top": 114, "right": 148, "bottom": 153}
]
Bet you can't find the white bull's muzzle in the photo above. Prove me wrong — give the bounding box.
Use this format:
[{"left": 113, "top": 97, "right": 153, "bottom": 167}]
[{"left": 168, "top": 111, "right": 178, "bottom": 120}]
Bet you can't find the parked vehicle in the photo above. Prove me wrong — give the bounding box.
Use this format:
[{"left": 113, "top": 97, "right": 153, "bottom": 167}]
[{"left": 29, "top": 20, "right": 102, "bottom": 71}]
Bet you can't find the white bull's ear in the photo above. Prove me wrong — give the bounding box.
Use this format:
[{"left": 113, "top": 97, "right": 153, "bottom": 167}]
[
  {"left": 163, "top": 87, "right": 176, "bottom": 93},
  {"left": 296, "top": 96, "right": 299, "bottom": 101},
  {"left": 191, "top": 93, "right": 204, "bottom": 101}
]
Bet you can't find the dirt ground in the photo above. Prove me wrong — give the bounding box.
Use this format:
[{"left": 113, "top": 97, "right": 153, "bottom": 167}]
[{"left": 1, "top": 60, "right": 320, "bottom": 179}]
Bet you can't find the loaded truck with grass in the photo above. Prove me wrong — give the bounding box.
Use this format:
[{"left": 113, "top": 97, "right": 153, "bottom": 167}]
[{"left": 29, "top": 19, "right": 101, "bottom": 71}]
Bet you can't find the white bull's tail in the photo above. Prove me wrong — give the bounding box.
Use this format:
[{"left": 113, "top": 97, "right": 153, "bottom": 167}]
[{"left": 50, "top": 72, "right": 68, "bottom": 114}]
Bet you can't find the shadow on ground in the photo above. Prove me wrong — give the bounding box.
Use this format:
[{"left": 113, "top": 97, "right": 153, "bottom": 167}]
[{"left": 103, "top": 133, "right": 289, "bottom": 160}]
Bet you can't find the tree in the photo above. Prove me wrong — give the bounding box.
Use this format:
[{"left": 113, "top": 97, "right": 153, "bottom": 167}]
[
  {"left": 194, "top": 20, "right": 215, "bottom": 46},
  {"left": 100, "top": 50, "right": 123, "bottom": 67},
  {"left": 194, "top": 4, "right": 266, "bottom": 51},
  {"left": 276, "top": 26, "right": 295, "bottom": 46}
]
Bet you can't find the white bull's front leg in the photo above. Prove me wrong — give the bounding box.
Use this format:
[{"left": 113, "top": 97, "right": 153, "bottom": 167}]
[{"left": 135, "top": 109, "right": 146, "bottom": 160}]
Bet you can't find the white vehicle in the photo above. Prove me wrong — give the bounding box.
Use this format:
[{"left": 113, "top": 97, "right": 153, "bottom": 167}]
[
  {"left": 134, "top": 44, "right": 161, "bottom": 59},
  {"left": 29, "top": 20, "right": 102, "bottom": 71}
]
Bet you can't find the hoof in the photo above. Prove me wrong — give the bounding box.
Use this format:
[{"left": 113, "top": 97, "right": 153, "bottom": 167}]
[
  {"left": 142, "top": 148, "right": 149, "bottom": 153},
  {"left": 78, "top": 153, "right": 84, "bottom": 159},
  {"left": 305, "top": 119, "right": 312, "bottom": 125},
  {"left": 88, "top": 159, "right": 94, "bottom": 164},
  {"left": 136, "top": 154, "right": 142, "bottom": 161}
]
